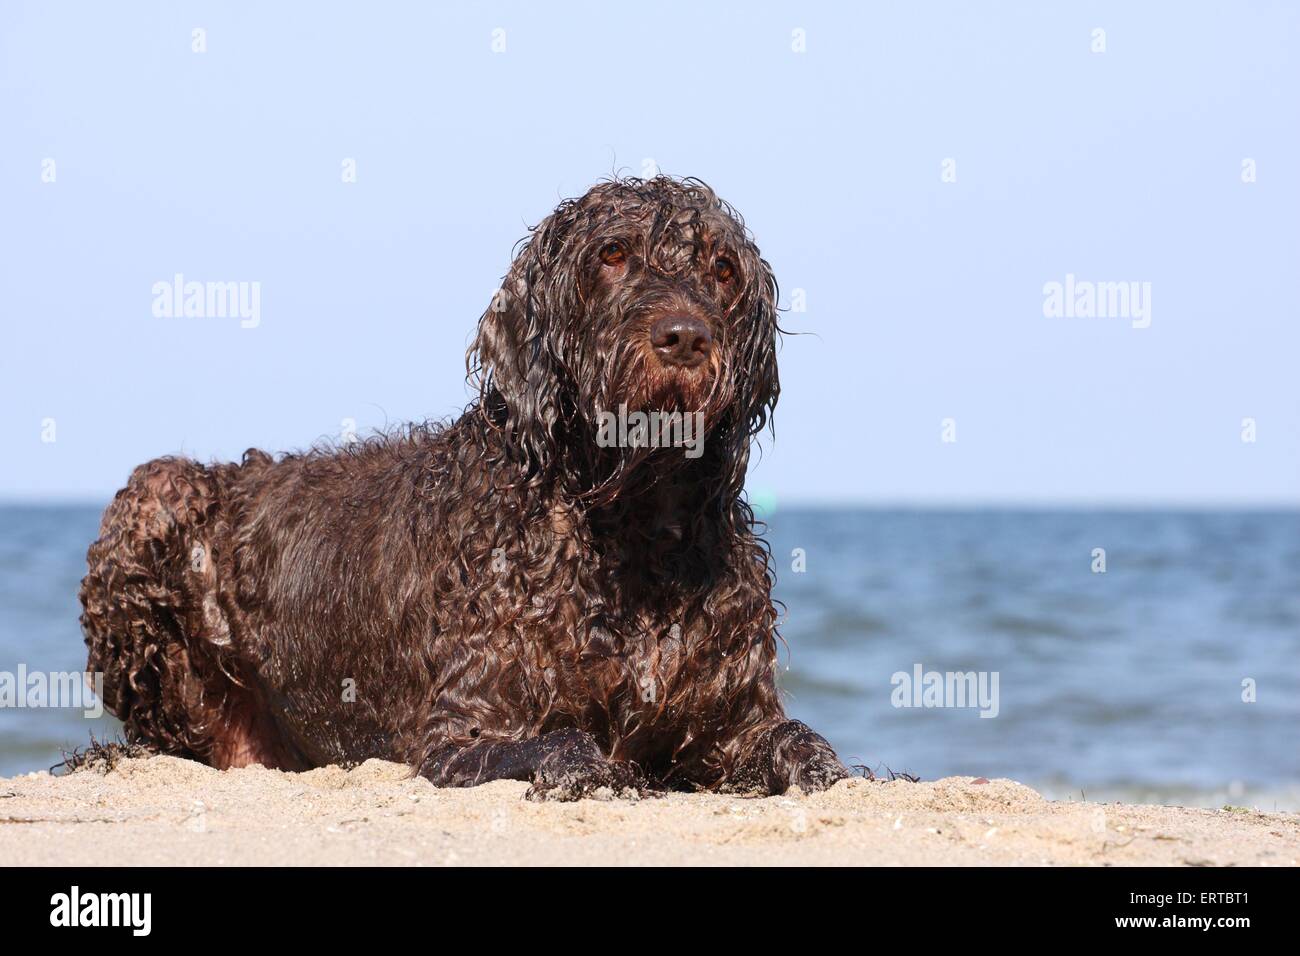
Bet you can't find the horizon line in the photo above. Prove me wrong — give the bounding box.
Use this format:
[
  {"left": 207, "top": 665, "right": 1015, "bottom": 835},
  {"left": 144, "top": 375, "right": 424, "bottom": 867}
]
[{"left": 2, "top": 495, "right": 1298, "bottom": 513}]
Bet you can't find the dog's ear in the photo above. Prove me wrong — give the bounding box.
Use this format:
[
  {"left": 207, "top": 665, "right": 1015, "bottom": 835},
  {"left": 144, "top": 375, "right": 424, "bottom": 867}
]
[
  {"left": 699, "top": 253, "right": 781, "bottom": 508},
  {"left": 735, "top": 255, "right": 781, "bottom": 439},
  {"left": 468, "top": 207, "right": 580, "bottom": 477}
]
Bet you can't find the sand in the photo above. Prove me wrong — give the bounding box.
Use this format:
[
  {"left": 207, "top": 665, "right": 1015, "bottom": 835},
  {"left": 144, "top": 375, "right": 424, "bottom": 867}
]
[{"left": 1, "top": 756, "right": 1295, "bottom": 866}]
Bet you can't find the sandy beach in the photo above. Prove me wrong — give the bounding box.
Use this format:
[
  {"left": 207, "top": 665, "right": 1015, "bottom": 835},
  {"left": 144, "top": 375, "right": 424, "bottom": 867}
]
[{"left": 1, "top": 756, "right": 1295, "bottom": 866}]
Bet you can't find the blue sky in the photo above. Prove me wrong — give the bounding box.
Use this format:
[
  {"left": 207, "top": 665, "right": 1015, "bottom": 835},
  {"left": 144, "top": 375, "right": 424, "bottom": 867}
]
[{"left": 2, "top": 1, "right": 1297, "bottom": 505}]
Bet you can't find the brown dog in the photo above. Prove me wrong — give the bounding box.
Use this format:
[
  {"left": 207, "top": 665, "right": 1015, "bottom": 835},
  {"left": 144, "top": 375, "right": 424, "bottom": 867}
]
[{"left": 79, "top": 177, "right": 848, "bottom": 799}]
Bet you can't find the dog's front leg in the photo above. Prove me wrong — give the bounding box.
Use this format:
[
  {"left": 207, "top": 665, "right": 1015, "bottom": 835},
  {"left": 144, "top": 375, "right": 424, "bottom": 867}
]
[
  {"left": 726, "top": 719, "right": 849, "bottom": 795},
  {"left": 420, "top": 728, "right": 643, "bottom": 801}
]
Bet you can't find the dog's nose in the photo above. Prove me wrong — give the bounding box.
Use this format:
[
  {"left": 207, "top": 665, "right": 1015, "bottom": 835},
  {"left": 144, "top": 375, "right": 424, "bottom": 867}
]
[{"left": 650, "top": 315, "right": 712, "bottom": 368}]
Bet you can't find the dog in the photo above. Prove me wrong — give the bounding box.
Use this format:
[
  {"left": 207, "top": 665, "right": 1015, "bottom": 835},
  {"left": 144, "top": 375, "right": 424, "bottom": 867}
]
[{"left": 79, "top": 176, "right": 849, "bottom": 799}]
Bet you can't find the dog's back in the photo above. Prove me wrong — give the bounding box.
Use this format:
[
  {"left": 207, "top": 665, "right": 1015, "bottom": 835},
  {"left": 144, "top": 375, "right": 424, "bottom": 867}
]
[{"left": 79, "top": 425, "right": 474, "bottom": 771}]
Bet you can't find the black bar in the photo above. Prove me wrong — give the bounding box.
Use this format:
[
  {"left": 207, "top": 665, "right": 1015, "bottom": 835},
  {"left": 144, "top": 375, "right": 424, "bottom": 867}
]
[{"left": 3, "top": 865, "right": 1284, "bottom": 940}]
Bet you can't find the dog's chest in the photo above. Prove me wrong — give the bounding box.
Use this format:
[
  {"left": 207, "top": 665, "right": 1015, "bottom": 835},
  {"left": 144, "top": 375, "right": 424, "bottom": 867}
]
[
  {"left": 549, "top": 598, "right": 746, "bottom": 737},
  {"left": 511, "top": 505, "right": 765, "bottom": 736},
  {"left": 580, "top": 613, "right": 688, "bottom": 706}
]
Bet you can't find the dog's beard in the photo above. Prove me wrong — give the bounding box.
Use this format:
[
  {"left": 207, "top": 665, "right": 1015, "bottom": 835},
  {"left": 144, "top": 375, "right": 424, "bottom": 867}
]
[
  {"left": 572, "top": 342, "right": 729, "bottom": 503},
  {"left": 601, "top": 332, "right": 726, "bottom": 417},
  {"left": 631, "top": 362, "right": 716, "bottom": 416}
]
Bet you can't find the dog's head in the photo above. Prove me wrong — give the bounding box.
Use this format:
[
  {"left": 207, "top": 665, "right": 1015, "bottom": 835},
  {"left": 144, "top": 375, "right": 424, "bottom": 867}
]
[{"left": 469, "top": 177, "right": 780, "bottom": 491}]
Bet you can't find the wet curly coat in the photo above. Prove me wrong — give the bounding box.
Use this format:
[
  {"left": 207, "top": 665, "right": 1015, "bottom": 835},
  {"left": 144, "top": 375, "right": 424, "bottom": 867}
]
[{"left": 79, "top": 177, "right": 848, "bottom": 799}]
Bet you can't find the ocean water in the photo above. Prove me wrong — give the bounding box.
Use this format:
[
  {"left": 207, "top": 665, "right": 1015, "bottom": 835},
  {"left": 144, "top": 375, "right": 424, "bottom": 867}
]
[{"left": 2, "top": 505, "right": 1297, "bottom": 810}]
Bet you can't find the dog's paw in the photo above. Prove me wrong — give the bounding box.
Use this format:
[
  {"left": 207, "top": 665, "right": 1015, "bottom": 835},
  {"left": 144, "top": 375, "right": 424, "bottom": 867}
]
[
  {"left": 769, "top": 721, "right": 850, "bottom": 795},
  {"left": 786, "top": 752, "right": 850, "bottom": 794},
  {"left": 525, "top": 729, "right": 644, "bottom": 801}
]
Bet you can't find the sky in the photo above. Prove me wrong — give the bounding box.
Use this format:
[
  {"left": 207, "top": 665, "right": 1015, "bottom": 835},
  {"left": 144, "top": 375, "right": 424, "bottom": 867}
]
[{"left": 2, "top": 1, "right": 1297, "bottom": 506}]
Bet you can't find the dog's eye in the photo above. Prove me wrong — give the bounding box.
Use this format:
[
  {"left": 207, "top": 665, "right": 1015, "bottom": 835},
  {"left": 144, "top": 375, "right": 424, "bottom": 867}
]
[
  {"left": 713, "top": 256, "right": 735, "bottom": 283},
  {"left": 599, "top": 241, "right": 628, "bottom": 266}
]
